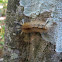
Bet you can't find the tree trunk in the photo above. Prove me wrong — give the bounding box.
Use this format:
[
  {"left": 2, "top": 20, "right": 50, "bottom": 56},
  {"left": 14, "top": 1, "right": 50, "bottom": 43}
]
[{"left": 4, "top": 0, "right": 62, "bottom": 62}]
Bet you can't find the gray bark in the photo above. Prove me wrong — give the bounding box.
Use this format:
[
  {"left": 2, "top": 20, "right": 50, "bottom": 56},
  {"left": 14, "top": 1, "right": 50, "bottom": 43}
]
[{"left": 4, "top": 0, "right": 62, "bottom": 62}]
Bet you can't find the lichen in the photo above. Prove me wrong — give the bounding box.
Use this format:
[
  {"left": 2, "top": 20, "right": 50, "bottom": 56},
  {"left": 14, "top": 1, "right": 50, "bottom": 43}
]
[
  {"left": 19, "top": 0, "right": 56, "bottom": 18},
  {"left": 19, "top": 0, "right": 41, "bottom": 18},
  {"left": 11, "top": 53, "right": 18, "bottom": 59},
  {"left": 56, "top": 22, "right": 62, "bottom": 52}
]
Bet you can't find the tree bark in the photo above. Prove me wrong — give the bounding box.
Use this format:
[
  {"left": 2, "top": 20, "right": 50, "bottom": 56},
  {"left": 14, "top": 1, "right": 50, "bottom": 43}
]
[{"left": 4, "top": 0, "right": 62, "bottom": 62}]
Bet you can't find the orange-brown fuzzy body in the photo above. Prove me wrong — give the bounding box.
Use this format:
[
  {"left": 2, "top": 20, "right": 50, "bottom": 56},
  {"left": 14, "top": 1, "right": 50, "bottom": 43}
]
[{"left": 21, "top": 21, "right": 47, "bottom": 33}]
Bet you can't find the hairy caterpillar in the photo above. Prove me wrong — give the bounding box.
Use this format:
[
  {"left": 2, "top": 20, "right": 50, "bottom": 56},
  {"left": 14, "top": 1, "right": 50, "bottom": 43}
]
[{"left": 15, "top": 20, "right": 55, "bottom": 33}]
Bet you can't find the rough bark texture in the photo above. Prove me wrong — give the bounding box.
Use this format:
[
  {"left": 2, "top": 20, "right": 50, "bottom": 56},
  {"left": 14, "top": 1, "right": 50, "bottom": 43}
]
[{"left": 4, "top": 0, "right": 62, "bottom": 62}]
